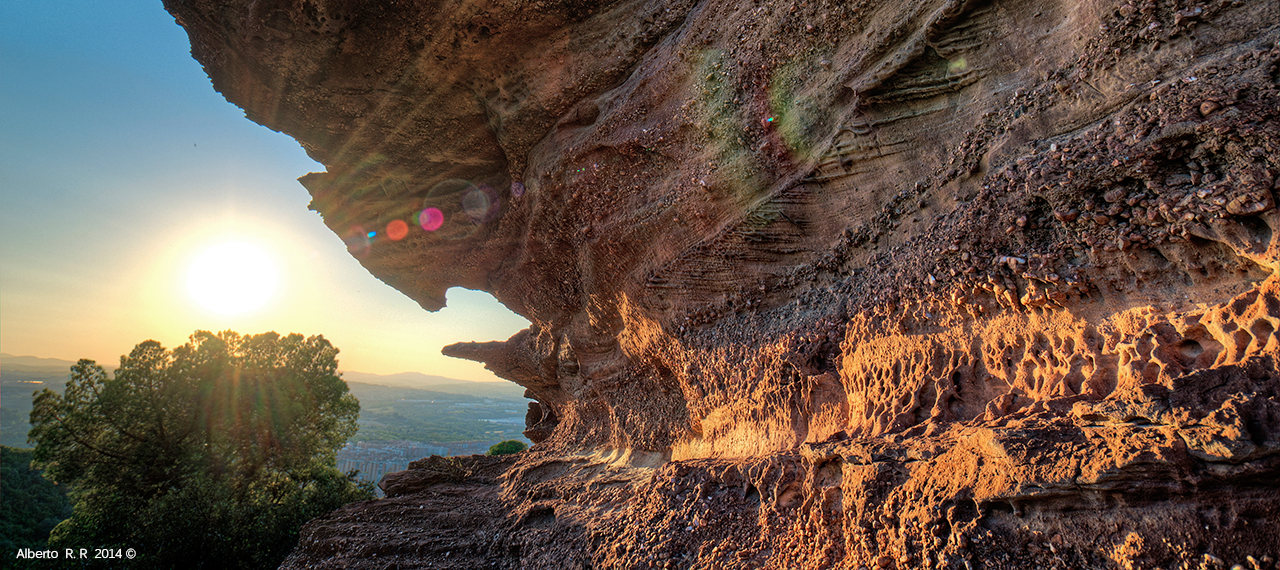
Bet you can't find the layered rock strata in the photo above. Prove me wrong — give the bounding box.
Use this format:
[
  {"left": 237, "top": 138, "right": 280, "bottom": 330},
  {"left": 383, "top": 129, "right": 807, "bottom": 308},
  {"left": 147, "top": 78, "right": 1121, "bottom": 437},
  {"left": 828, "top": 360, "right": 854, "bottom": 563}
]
[{"left": 165, "top": 0, "right": 1280, "bottom": 567}]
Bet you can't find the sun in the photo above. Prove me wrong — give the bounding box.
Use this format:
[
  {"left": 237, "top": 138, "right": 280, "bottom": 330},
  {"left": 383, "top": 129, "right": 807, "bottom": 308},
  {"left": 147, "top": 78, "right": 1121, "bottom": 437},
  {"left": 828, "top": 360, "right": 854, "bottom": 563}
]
[{"left": 186, "top": 240, "right": 280, "bottom": 316}]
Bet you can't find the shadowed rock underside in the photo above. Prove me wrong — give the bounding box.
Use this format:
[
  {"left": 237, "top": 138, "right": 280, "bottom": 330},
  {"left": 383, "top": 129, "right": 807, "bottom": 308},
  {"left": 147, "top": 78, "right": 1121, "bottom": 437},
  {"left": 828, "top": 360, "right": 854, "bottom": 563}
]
[{"left": 163, "top": 0, "right": 1280, "bottom": 567}]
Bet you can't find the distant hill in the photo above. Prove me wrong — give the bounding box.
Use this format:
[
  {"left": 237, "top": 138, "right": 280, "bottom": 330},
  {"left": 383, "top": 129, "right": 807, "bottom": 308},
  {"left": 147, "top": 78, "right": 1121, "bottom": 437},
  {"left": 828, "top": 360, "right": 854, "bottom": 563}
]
[
  {"left": 345, "top": 381, "right": 523, "bottom": 404},
  {"left": 1, "top": 353, "right": 117, "bottom": 381},
  {"left": 0, "top": 353, "right": 106, "bottom": 376},
  {"left": 340, "top": 371, "right": 527, "bottom": 400},
  {"left": 0, "top": 353, "right": 81, "bottom": 369}
]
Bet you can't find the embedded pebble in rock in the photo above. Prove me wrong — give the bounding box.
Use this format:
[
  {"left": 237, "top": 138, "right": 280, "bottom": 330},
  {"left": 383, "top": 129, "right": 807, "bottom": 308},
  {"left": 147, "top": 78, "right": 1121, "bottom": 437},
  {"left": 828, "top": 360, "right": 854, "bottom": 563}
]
[{"left": 163, "top": 0, "right": 1280, "bottom": 568}]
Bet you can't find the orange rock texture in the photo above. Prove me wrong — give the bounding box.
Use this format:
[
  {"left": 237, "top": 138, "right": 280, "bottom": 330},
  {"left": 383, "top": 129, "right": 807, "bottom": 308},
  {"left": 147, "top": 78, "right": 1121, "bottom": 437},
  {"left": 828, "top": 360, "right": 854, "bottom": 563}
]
[{"left": 164, "top": 0, "right": 1280, "bottom": 567}]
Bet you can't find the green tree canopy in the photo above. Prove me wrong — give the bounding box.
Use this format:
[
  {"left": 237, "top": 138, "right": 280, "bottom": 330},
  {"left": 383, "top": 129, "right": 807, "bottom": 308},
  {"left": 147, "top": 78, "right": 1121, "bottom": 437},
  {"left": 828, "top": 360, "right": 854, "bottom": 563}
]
[
  {"left": 487, "top": 440, "right": 528, "bottom": 456},
  {"left": 28, "top": 331, "right": 372, "bottom": 569},
  {"left": 0, "top": 446, "right": 72, "bottom": 565}
]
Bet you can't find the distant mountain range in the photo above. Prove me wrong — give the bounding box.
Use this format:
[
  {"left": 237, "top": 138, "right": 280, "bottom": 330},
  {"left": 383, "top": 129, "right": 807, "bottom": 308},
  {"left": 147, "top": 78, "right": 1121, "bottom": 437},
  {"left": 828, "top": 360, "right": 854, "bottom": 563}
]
[
  {"left": 340, "top": 371, "right": 526, "bottom": 399},
  {"left": 1, "top": 354, "right": 83, "bottom": 367},
  {"left": 0, "top": 353, "right": 114, "bottom": 374}
]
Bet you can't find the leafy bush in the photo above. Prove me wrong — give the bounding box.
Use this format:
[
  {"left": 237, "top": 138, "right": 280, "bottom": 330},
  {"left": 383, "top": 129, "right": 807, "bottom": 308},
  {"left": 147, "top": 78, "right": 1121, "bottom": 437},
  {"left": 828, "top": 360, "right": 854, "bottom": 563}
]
[
  {"left": 0, "top": 446, "right": 72, "bottom": 565},
  {"left": 486, "top": 440, "right": 528, "bottom": 456}
]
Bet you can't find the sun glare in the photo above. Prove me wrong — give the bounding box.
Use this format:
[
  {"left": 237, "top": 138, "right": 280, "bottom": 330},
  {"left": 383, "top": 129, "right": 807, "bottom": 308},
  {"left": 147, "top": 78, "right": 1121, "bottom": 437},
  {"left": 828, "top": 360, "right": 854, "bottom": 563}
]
[{"left": 186, "top": 241, "right": 280, "bottom": 316}]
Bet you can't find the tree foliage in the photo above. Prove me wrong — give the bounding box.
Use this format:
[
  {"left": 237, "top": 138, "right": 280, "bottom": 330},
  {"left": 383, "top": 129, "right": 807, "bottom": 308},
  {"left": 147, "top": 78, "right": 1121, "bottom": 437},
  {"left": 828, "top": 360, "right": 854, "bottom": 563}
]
[
  {"left": 0, "top": 446, "right": 73, "bottom": 565},
  {"left": 28, "top": 331, "right": 373, "bottom": 569},
  {"left": 486, "top": 440, "right": 528, "bottom": 456}
]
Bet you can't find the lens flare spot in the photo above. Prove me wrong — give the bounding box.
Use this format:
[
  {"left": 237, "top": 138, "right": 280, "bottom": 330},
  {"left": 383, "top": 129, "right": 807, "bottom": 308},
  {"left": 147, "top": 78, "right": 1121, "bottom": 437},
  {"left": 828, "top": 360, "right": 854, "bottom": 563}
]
[
  {"left": 462, "top": 184, "right": 500, "bottom": 223},
  {"left": 386, "top": 219, "right": 409, "bottom": 241},
  {"left": 345, "top": 226, "right": 372, "bottom": 255},
  {"left": 419, "top": 208, "right": 444, "bottom": 231},
  {"left": 511, "top": 181, "right": 526, "bottom": 198}
]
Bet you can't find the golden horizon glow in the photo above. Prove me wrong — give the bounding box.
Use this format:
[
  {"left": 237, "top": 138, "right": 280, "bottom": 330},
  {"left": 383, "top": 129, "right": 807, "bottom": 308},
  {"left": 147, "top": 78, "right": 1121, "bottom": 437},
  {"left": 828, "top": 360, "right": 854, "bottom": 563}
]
[{"left": 186, "top": 240, "right": 280, "bottom": 316}]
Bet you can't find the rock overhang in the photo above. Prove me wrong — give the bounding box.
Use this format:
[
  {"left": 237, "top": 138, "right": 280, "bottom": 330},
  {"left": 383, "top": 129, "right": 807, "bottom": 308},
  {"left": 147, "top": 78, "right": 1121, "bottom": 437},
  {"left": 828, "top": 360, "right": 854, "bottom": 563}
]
[{"left": 165, "top": 0, "right": 1280, "bottom": 566}]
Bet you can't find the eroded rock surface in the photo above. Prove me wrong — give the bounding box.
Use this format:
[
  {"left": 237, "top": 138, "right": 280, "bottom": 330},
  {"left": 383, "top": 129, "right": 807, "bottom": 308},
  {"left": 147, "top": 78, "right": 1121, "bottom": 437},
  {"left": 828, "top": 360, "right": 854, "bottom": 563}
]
[{"left": 165, "top": 0, "right": 1280, "bottom": 567}]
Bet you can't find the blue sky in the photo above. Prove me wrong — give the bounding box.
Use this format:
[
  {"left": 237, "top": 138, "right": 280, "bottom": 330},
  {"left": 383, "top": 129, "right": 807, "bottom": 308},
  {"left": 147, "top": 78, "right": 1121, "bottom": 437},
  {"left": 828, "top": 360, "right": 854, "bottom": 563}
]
[{"left": 0, "top": 0, "right": 528, "bottom": 381}]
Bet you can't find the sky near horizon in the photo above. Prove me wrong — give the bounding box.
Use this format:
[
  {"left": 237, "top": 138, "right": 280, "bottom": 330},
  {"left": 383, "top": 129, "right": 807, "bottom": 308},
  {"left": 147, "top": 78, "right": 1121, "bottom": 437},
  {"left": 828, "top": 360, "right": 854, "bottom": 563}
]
[{"left": 0, "top": 0, "right": 530, "bottom": 382}]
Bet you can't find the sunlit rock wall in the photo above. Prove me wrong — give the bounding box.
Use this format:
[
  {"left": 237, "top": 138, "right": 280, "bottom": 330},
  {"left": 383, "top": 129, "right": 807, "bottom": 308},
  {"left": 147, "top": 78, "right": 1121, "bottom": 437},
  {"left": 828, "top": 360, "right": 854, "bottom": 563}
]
[{"left": 166, "top": 0, "right": 1280, "bottom": 566}]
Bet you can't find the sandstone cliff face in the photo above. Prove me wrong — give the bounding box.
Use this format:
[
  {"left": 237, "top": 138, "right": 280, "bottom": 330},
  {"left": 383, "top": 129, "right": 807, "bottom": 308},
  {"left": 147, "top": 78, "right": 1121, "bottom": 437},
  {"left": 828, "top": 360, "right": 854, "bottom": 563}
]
[{"left": 165, "top": 0, "right": 1279, "bottom": 567}]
